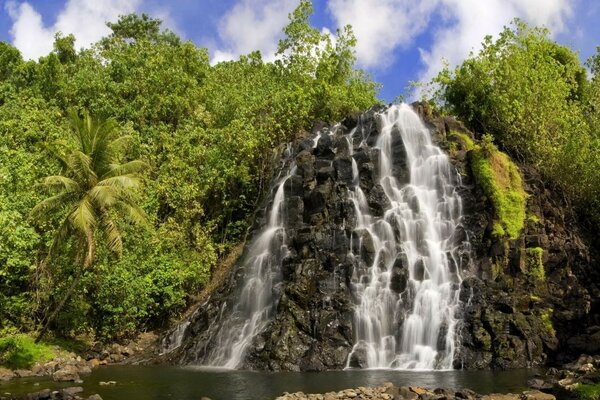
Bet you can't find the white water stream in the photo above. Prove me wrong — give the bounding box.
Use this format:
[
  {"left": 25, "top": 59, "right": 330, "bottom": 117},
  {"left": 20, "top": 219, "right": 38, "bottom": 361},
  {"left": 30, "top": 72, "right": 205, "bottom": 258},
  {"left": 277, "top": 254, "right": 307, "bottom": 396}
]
[
  {"left": 347, "top": 104, "right": 464, "bottom": 370},
  {"left": 205, "top": 151, "right": 295, "bottom": 369}
]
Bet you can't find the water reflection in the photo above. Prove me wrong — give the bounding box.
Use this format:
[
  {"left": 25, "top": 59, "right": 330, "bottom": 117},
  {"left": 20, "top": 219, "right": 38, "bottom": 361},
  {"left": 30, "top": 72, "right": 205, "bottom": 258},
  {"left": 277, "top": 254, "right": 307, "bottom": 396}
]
[{"left": 0, "top": 366, "right": 538, "bottom": 400}]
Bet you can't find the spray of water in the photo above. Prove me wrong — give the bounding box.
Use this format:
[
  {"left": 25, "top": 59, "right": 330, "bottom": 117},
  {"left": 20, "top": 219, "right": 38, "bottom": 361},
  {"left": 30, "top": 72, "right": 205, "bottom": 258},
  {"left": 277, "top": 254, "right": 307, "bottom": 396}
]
[{"left": 347, "top": 104, "right": 465, "bottom": 370}]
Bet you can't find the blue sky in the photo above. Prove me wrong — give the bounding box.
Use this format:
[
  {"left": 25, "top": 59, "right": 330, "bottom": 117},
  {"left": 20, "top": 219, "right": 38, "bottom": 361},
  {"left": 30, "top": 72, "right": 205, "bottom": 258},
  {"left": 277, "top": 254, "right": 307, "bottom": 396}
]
[{"left": 0, "top": 0, "right": 598, "bottom": 102}]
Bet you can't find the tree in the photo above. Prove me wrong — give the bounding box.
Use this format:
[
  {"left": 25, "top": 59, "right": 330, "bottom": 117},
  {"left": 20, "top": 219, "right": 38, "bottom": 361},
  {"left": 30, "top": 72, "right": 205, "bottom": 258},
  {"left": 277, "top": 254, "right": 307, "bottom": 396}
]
[{"left": 31, "top": 109, "right": 147, "bottom": 341}]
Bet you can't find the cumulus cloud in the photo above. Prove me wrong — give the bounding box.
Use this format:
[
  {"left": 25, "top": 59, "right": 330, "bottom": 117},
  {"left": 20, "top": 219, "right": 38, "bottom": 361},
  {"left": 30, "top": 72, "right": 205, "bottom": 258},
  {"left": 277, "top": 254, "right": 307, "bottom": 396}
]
[
  {"left": 211, "top": 0, "right": 297, "bottom": 64},
  {"left": 418, "top": 0, "right": 573, "bottom": 84},
  {"left": 327, "top": 0, "right": 439, "bottom": 69},
  {"left": 5, "top": 0, "right": 142, "bottom": 60},
  {"left": 326, "top": 0, "right": 573, "bottom": 79},
  {"left": 5, "top": 1, "right": 53, "bottom": 60}
]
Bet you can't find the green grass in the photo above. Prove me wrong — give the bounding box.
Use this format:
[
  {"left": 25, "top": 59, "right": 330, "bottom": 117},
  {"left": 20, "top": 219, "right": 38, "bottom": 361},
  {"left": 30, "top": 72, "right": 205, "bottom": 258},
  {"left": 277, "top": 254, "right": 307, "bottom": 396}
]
[
  {"left": 0, "top": 334, "right": 55, "bottom": 369},
  {"left": 575, "top": 383, "right": 600, "bottom": 400},
  {"left": 471, "top": 140, "right": 527, "bottom": 239}
]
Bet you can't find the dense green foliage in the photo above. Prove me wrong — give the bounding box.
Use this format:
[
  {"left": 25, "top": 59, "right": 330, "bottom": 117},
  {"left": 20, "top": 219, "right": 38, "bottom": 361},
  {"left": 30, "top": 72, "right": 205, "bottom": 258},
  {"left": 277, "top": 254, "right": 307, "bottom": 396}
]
[
  {"left": 433, "top": 20, "right": 600, "bottom": 227},
  {"left": 0, "top": 2, "right": 378, "bottom": 340}
]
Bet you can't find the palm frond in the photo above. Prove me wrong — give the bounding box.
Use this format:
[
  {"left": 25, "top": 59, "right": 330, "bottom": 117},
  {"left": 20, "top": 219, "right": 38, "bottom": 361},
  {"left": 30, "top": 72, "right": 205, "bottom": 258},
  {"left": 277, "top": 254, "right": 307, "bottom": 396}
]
[
  {"left": 68, "top": 150, "right": 96, "bottom": 184},
  {"left": 31, "top": 192, "right": 76, "bottom": 222},
  {"left": 101, "top": 160, "right": 148, "bottom": 179},
  {"left": 100, "top": 211, "right": 123, "bottom": 256},
  {"left": 68, "top": 196, "right": 96, "bottom": 233},
  {"left": 97, "top": 174, "right": 141, "bottom": 189},
  {"left": 115, "top": 201, "right": 149, "bottom": 228},
  {"left": 41, "top": 175, "right": 80, "bottom": 193},
  {"left": 89, "top": 185, "right": 119, "bottom": 208}
]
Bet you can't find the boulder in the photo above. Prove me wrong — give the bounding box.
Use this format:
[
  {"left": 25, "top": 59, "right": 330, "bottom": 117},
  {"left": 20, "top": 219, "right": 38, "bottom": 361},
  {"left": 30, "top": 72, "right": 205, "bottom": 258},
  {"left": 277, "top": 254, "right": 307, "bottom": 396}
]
[
  {"left": 53, "top": 365, "right": 80, "bottom": 382},
  {"left": 0, "top": 368, "right": 14, "bottom": 381},
  {"left": 520, "top": 390, "right": 555, "bottom": 400}
]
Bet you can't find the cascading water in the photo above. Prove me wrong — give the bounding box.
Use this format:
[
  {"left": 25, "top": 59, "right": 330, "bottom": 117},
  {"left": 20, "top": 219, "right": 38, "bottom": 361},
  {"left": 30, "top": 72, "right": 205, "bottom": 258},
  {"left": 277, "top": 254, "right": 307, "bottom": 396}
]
[
  {"left": 347, "top": 104, "right": 465, "bottom": 370},
  {"left": 160, "top": 321, "right": 190, "bottom": 355},
  {"left": 202, "top": 148, "right": 295, "bottom": 369}
]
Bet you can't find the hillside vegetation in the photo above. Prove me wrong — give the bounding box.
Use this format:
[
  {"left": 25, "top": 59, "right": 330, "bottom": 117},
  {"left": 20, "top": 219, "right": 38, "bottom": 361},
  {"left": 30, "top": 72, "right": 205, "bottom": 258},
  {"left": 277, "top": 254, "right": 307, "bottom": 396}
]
[
  {"left": 431, "top": 20, "right": 600, "bottom": 232},
  {"left": 0, "top": 1, "right": 378, "bottom": 341}
]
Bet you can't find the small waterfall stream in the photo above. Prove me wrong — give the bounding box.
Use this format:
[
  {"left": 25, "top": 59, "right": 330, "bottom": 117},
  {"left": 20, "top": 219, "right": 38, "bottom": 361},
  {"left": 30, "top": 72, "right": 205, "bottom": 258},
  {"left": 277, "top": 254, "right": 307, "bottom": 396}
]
[
  {"left": 203, "top": 148, "right": 295, "bottom": 369},
  {"left": 347, "top": 104, "right": 464, "bottom": 370}
]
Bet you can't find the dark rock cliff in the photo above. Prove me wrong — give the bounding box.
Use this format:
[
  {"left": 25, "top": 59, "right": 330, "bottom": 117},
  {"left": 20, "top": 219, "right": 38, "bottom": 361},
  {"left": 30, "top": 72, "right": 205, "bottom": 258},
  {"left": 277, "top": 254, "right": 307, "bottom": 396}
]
[
  {"left": 164, "top": 104, "right": 599, "bottom": 371},
  {"left": 414, "top": 103, "right": 599, "bottom": 369}
]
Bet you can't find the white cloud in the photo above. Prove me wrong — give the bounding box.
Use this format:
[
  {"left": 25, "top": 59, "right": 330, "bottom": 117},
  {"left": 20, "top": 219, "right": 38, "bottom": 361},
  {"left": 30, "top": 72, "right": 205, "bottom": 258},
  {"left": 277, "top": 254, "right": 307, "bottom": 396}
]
[
  {"left": 326, "top": 0, "right": 573, "bottom": 79},
  {"left": 211, "top": 0, "right": 297, "bottom": 64},
  {"left": 5, "top": 0, "right": 143, "bottom": 60},
  {"left": 6, "top": 1, "right": 54, "bottom": 59},
  {"left": 417, "top": 0, "right": 573, "bottom": 84},
  {"left": 327, "top": 0, "right": 440, "bottom": 69}
]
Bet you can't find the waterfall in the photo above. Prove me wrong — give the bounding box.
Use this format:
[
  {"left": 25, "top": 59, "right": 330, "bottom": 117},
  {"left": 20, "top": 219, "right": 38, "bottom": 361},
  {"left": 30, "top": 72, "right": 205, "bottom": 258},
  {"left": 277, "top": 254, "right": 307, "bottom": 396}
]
[
  {"left": 160, "top": 321, "right": 191, "bottom": 355},
  {"left": 203, "top": 149, "right": 295, "bottom": 369},
  {"left": 347, "top": 104, "right": 465, "bottom": 370}
]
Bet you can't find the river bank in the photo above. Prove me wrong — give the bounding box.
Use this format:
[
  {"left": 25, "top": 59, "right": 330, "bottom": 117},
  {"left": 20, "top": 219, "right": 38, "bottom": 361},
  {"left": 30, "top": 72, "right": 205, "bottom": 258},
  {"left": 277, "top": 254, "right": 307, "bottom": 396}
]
[{"left": 276, "top": 383, "right": 554, "bottom": 400}]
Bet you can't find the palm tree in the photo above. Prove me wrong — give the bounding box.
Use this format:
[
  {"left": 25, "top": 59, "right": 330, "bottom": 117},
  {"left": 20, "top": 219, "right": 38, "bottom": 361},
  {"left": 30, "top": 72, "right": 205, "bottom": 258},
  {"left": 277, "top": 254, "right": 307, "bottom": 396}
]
[{"left": 31, "top": 108, "right": 147, "bottom": 341}]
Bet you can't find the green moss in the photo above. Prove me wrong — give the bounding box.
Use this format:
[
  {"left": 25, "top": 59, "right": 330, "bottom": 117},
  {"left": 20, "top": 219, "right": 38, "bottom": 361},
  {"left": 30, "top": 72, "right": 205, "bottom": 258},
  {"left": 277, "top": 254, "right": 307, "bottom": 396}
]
[
  {"left": 0, "top": 334, "right": 55, "bottom": 369},
  {"left": 449, "top": 130, "right": 475, "bottom": 151},
  {"left": 526, "top": 247, "right": 545, "bottom": 281},
  {"left": 492, "top": 222, "right": 506, "bottom": 238},
  {"left": 540, "top": 308, "right": 555, "bottom": 336},
  {"left": 575, "top": 383, "right": 600, "bottom": 400},
  {"left": 471, "top": 140, "right": 527, "bottom": 239},
  {"left": 527, "top": 214, "right": 541, "bottom": 224}
]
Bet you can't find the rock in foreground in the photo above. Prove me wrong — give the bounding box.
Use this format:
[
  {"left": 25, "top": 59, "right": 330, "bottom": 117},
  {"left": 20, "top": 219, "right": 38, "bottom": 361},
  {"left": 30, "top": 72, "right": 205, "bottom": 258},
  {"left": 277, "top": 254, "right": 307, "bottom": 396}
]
[{"left": 275, "top": 383, "right": 555, "bottom": 400}]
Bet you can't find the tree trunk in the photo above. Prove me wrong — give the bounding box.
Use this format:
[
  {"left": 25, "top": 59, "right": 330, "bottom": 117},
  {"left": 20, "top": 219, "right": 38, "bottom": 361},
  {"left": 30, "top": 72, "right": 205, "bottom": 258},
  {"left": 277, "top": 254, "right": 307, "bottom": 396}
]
[
  {"left": 35, "top": 271, "right": 83, "bottom": 343},
  {"left": 36, "top": 232, "right": 94, "bottom": 343}
]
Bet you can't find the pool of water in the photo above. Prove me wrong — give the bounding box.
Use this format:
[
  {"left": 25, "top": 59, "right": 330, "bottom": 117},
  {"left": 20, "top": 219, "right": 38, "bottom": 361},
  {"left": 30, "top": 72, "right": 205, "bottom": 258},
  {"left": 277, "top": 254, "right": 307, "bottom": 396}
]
[{"left": 0, "top": 366, "right": 538, "bottom": 400}]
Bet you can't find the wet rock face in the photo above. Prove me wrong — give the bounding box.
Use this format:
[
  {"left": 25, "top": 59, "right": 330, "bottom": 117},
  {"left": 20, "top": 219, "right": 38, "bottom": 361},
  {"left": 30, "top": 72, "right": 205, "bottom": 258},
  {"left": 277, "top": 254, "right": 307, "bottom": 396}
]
[
  {"left": 168, "top": 107, "right": 392, "bottom": 371},
  {"left": 245, "top": 112, "right": 388, "bottom": 371}
]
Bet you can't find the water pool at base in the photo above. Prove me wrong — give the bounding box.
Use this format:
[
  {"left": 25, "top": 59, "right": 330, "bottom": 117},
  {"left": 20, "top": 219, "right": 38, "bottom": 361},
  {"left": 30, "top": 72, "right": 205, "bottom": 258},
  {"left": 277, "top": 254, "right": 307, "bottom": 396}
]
[{"left": 0, "top": 366, "right": 538, "bottom": 400}]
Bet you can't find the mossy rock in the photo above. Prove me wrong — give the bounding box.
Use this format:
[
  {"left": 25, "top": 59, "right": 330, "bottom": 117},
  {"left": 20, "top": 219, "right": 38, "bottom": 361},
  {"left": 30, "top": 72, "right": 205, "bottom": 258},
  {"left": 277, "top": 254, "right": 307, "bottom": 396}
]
[
  {"left": 473, "top": 327, "right": 492, "bottom": 351},
  {"left": 525, "top": 247, "right": 545, "bottom": 282},
  {"left": 470, "top": 138, "right": 527, "bottom": 240}
]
